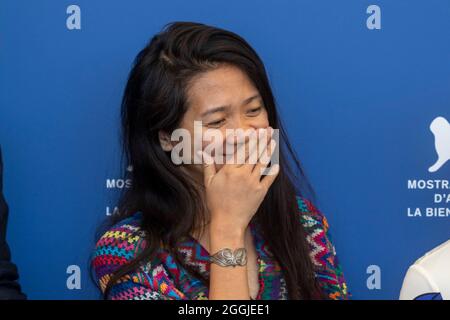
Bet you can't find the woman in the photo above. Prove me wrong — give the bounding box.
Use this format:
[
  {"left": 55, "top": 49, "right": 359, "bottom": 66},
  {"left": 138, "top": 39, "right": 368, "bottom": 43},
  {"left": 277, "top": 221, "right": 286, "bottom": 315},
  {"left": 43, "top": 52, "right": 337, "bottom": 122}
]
[{"left": 91, "top": 21, "right": 349, "bottom": 300}]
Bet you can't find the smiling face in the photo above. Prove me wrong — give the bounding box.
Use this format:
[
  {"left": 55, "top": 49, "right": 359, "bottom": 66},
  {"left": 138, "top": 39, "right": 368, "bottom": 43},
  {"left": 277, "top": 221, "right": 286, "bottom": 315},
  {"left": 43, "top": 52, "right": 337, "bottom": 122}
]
[{"left": 159, "top": 63, "right": 270, "bottom": 182}]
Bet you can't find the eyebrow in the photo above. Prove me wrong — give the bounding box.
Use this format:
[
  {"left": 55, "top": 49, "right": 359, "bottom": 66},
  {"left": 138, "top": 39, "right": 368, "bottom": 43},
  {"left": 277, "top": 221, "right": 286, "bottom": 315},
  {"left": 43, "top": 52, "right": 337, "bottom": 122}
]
[
  {"left": 242, "top": 94, "right": 261, "bottom": 105},
  {"left": 200, "top": 94, "right": 261, "bottom": 118}
]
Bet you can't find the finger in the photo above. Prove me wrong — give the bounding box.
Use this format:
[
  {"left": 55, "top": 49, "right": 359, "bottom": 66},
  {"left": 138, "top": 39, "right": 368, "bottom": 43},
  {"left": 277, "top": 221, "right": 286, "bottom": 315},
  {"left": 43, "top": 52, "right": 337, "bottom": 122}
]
[
  {"left": 223, "top": 128, "right": 271, "bottom": 169},
  {"left": 237, "top": 127, "right": 272, "bottom": 170},
  {"left": 239, "top": 131, "right": 260, "bottom": 169},
  {"left": 252, "top": 138, "right": 277, "bottom": 176},
  {"left": 254, "top": 128, "right": 274, "bottom": 167},
  {"left": 260, "top": 164, "right": 280, "bottom": 190},
  {"left": 240, "top": 128, "right": 269, "bottom": 172},
  {"left": 224, "top": 131, "right": 255, "bottom": 168},
  {"left": 252, "top": 128, "right": 276, "bottom": 176},
  {"left": 197, "top": 150, "right": 216, "bottom": 185}
]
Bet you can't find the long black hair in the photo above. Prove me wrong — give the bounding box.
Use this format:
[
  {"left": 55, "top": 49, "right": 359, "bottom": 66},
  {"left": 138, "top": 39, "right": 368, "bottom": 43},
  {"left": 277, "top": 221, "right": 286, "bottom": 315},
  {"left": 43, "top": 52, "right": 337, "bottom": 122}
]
[{"left": 100, "top": 21, "right": 321, "bottom": 299}]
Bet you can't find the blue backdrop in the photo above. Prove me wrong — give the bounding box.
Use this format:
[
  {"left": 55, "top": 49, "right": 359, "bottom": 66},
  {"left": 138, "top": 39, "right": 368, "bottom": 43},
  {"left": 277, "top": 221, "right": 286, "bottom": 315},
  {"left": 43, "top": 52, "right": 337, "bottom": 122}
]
[{"left": 0, "top": 0, "right": 449, "bottom": 299}]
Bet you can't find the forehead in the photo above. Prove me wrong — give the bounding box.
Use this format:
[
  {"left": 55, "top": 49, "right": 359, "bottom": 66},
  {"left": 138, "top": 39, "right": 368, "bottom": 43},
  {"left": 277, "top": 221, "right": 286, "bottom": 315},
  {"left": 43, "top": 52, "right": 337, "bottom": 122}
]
[{"left": 186, "top": 64, "right": 259, "bottom": 113}]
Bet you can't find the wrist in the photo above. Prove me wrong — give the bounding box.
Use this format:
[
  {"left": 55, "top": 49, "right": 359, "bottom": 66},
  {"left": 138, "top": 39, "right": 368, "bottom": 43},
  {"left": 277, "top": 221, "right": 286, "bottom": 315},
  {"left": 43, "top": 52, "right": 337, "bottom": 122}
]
[
  {"left": 209, "top": 219, "right": 245, "bottom": 237},
  {"left": 209, "top": 220, "right": 246, "bottom": 250}
]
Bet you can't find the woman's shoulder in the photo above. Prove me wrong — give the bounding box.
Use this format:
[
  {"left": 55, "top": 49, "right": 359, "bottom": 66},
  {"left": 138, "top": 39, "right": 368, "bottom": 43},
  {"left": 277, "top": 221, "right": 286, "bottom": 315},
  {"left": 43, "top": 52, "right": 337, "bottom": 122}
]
[
  {"left": 92, "top": 213, "right": 189, "bottom": 299},
  {"left": 94, "top": 212, "right": 147, "bottom": 257},
  {"left": 93, "top": 212, "right": 147, "bottom": 260},
  {"left": 91, "top": 213, "right": 148, "bottom": 290}
]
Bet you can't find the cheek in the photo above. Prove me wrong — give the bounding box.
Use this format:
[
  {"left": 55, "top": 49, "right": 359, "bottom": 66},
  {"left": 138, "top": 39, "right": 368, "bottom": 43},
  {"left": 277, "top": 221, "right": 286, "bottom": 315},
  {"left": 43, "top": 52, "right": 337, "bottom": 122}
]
[
  {"left": 201, "top": 128, "right": 226, "bottom": 149},
  {"left": 262, "top": 109, "right": 270, "bottom": 125},
  {"left": 251, "top": 108, "right": 270, "bottom": 127},
  {"left": 187, "top": 128, "right": 227, "bottom": 160}
]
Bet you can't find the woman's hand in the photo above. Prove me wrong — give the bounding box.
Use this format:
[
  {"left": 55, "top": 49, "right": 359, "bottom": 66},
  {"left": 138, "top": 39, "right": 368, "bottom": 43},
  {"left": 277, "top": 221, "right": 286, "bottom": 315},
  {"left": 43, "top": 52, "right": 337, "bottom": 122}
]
[
  {"left": 199, "top": 127, "right": 280, "bottom": 235},
  {"left": 201, "top": 127, "right": 279, "bottom": 300}
]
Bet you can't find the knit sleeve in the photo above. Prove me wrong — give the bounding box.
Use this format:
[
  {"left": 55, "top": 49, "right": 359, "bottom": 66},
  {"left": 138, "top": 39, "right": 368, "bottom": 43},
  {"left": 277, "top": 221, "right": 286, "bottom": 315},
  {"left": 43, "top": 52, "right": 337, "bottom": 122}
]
[
  {"left": 296, "top": 196, "right": 350, "bottom": 300},
  {"left": 91, "top": 219, "right": 186, "bottom": 300}
]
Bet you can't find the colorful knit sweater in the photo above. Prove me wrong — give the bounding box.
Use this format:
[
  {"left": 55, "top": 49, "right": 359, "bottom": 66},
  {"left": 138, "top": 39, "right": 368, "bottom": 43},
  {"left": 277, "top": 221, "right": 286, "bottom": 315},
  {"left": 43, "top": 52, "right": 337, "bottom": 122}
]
[{"left": 92, "top": 197, "right": 349, "bottom": 300}]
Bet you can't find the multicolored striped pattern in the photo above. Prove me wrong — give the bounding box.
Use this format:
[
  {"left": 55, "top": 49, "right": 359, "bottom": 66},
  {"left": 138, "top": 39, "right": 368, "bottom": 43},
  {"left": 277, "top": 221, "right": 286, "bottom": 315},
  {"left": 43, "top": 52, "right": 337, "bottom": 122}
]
[{"left": 92, "top": 196, "right": 349, "bottom": 300}]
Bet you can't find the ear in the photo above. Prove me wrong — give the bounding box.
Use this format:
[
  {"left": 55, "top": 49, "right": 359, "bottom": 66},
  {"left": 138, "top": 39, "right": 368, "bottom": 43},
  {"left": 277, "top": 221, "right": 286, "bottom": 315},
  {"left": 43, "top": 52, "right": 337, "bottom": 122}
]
[{"left": 158, "top": 130, "right": 173, "bottom": 152}]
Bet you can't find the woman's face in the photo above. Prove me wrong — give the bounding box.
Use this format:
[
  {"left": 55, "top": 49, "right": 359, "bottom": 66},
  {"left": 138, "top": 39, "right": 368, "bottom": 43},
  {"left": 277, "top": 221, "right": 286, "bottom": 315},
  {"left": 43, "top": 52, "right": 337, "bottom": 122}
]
[{"left": 160, "top": 63, "right": 270, "bottom": 182}]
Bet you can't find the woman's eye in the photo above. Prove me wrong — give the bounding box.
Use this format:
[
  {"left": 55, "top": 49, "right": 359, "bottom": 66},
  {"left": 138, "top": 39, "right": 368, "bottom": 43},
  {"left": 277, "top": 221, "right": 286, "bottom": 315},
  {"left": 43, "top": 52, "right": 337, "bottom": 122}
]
[
  {"left": 247, "top": 107, "right": 262, "bottom": 116},
  {"left": 207, "top": 119, "right": 226, "bottom": 127}
]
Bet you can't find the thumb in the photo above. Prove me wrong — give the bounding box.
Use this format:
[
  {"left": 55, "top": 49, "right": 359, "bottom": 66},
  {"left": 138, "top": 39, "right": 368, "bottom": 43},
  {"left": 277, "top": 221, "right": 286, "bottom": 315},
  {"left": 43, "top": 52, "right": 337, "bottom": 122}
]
[{"left": 197, "top": 150, "right": 216, "bottom": 185}]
